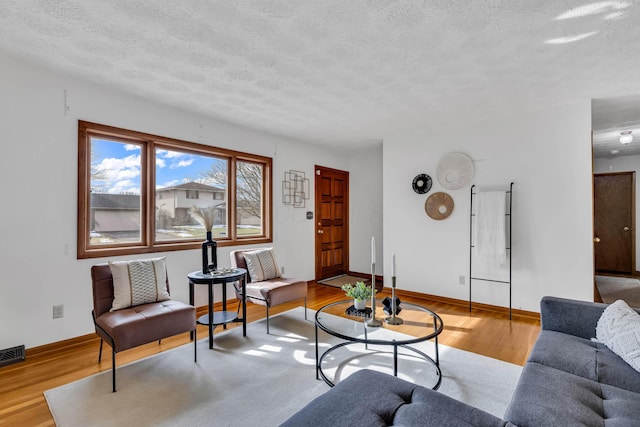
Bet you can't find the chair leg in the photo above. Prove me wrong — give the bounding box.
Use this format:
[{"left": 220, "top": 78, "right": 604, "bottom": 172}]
[
  {"left": 98, "top": 339, "right": 103, "bottom": 362},
  {"left": 304, "top": 297, "right": 308, "bottom": 320},
  {"left": 266, "top": 306, "right": 270, "bottom": 334},
  {"left": 112, "top": 348, "right": 117, "bottom": 393}
]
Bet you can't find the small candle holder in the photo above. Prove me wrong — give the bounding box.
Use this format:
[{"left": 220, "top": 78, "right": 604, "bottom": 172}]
[
  {"left": 365, "top": 262, "right": 382, "bottom": 327},
  {"left": 385, "top": 276, "right": 403, "bottom": 325}
]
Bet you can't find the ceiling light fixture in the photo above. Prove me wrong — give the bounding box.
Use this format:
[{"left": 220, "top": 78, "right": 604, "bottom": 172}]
[{"left": 620, "top": 130, "right": 633, "bottom": 144}]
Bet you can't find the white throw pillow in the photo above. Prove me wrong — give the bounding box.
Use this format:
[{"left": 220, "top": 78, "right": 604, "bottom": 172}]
[
  {"left": 596, "top": 299, "right": 640, "bottom": 372},
  {"left": 109, "top": 257, "right": 170, "bottom": 311},
  {"left": 243, "top": 249, "right": 281, "bottom": 282}
]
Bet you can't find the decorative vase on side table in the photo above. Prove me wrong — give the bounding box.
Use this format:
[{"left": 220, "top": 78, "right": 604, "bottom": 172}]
[{"left": 201, "top": 231, "right": 217, "bottom": 274}]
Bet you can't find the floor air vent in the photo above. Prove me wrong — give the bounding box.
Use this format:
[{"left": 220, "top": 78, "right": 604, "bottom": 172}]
[{"left": 0, "top": 344, "right": 25, "bottom": 367}]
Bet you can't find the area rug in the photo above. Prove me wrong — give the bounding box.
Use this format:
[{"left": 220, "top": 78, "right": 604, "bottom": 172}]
[
  {"left": 595, "top": 275, "right": 640, "bottom": 307},
  {"left": 45, "top": 307, "right": 522, "bottom": 426},
  {"left": 317, "top": 274, "right": 370, "bottom": 288}
]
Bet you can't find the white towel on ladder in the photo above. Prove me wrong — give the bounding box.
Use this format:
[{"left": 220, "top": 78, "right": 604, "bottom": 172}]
[{"left": 475, "top": 191, "right": 507, "bottom": 265}]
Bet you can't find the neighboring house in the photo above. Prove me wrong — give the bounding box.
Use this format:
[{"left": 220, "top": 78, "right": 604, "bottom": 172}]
[
  {"left": 89, "top": 183, "right": 233, "bottom": 236},
  {"left": 90, "top": 193, "right": 140, "bottom": 236},
  {"left": 156, "top": 182, "right": 226, "bottom": 228}
]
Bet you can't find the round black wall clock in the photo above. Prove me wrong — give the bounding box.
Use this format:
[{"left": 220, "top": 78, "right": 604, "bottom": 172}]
[{"left": 412, "top": 174, "right": 432, "bottom": 194}]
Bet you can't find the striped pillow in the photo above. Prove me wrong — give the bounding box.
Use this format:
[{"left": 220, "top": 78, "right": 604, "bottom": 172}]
[
  {"left": 109, "top": 257, "right": 170, "bottom": 311},
  {"left": 243, "top": 249, "right": 281, "bottom": 282}
]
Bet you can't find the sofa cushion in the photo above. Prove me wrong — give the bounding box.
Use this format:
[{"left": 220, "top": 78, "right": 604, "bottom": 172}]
[
  {"left": 109, "top": 258, "right": 170, "bottom": 311},
  {"left": 281, "top": 370, "right": 506, "bottom": 427},
  {"left": 394, "top": 387, "right": 506, "bottom": 427},
  {"left": 596, "top": 299, "right": 640, "bottom": 373},
  {"left": 281, "top": 370, "right": 414, "bottom": 426},
  {"left": 244, "top": 278, "right": 307, "bottom": 307},
  {"left": 504, "top": 362, "right": 640, "bottom": 427},
  {"left": 243, "top": 248, "right": 281, "bottom": 281},
  {"left": 528, "top": 330, "right": 640, "bottom": 393}
]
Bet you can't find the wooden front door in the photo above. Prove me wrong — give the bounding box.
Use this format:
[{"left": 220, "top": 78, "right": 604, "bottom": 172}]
[
  {"left": 594, "top": 172, "right": 635, "bottom": 275},
  {"left": 315, "top": 166, "right": 349, "bottom": 281}
]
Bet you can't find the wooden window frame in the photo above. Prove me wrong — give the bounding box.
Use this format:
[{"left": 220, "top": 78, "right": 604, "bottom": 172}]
[{"left": 78, "top": 121, "right": 272, "bottom": 259}]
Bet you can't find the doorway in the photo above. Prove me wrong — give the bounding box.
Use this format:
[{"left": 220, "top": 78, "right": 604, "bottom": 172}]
[
  {"left": 314, "top": 165, "right": 349, "bottom": 281},
  {"left": 594, "top": 172, "right": 636, "bottom": 276}
]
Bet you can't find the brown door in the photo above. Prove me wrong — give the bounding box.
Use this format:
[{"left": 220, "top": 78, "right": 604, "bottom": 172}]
[
  {"left": 315, "top": 166, "right": 349, "bottom": 280},
  {"left": 594, "top": 172, "right": 635, "bottom": 275}
]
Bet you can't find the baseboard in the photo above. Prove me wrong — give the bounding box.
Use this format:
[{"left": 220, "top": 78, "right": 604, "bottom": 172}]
[
  {"left": 26, "top": 333, "right": 100, "bottom": 359},
  {"left": 386, "top": 287, "right": 540, "bottom": 320}
]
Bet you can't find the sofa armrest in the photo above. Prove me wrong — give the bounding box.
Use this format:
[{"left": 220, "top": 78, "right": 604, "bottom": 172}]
[{"left": 539, "top": 296, "right": 609, "bottom": 339}]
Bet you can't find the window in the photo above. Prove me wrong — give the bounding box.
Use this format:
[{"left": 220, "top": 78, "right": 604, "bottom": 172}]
[
  {"left": 236, "top": 160, "right": 264, "bottom": 237},
  {"left": 78, "top": 121, "right": 272, "bottom": 258}
]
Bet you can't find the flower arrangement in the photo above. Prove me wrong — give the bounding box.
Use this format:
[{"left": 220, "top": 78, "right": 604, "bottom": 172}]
[
  {"left": 189, "top": 206, "right": 216, "bottom": 231},
  {"left": 341, "top": 281, "right": 373, "bottom": 301}
]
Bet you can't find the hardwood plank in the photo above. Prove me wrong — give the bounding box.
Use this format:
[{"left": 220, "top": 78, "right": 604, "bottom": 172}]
[{"left": 0, "top": 283, "right": 540, "bottom": 426}]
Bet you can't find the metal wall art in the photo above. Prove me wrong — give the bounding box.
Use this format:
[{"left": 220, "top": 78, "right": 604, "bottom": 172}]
[{"left": 282, "top": 170, "right": 309, "bottom": 208}]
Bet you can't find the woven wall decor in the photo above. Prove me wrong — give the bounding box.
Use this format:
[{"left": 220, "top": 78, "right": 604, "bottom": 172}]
[
  {"left": 436, "top": 152, "right": 474, "bottom": 190},
  {"left": 425, "top": 192, "right": 454, "bottom": 220}
]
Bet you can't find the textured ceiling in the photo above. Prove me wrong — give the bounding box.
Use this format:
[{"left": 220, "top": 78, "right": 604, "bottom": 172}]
[{"left": 1, "top": 1, "right": 640, "bottom": 148}]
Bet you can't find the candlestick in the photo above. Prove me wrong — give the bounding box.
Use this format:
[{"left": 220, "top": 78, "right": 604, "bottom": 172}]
[
  {"left": 392, "top": 253, "right": 396, "bottom": 277},
  {"left": 385, "top": 275, "right": 403, "bottom": 325},
  {"left": 371, "top": 237, "right": 376, "bottom": 264},
  {"left": 366, "top": 261, "right": 382, "bottom": 327}
]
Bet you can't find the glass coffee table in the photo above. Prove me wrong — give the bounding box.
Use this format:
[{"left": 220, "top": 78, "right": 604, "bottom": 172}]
[{"left": 315, "top": 299, "right": 443, "bottom": 389}]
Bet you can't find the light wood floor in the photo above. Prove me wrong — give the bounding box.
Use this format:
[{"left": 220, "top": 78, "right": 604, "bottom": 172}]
[{"left": 0, "top": 283, "right": 540, "bottom": 426}]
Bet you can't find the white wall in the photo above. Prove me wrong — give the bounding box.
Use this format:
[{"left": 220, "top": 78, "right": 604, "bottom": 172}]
[
  {"left": 594, "top": 154, "right": 640, "bottom": 268},
  {"left": 348, "top": 143, "right": 384, "bottom": 275},
  {"left": 0, "top": 53, "right": 367, "bottom": 349},
  {"left": 383, "top": 102, "right": 594, "bottom": 312}
]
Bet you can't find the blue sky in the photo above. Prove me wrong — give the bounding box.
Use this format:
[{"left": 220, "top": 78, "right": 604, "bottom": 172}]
[{"left": 91, "top": 138, "right": 226, "bottom": 194}]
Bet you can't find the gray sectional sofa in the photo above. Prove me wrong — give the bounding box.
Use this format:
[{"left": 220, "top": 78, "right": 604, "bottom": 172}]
[{"left": 282, "top": 296, "right": 640, "bottom": 426}]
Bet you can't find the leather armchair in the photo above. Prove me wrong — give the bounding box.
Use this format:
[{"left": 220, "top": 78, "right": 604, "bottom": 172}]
[
  {"left": 91, "top": 263, "right": 197, "bottom": 392},
  {"left": 230, "top": 249, "right": 307, "bottom": 333}
]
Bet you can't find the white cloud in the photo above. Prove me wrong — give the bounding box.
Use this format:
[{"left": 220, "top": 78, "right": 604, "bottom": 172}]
[
  {"left": 172, "top": 158, "right": 195, "bottom": 168},
  {"left": 124, "top": 144, "right": 141, "bottom": 151},
  {"left": 108, "top": 180, "right": 140, "bottom": 194},
  {"left": 157, "top": 179, "right": 180, "bottom": 189},
  {"left": 96, "top": 154, "right": 141, "bottom": 189},
  {"left": 156, "top": 158, "right": 166, "bottom": 168},
  {"left": 157, "top": 149, "right": 187, "bottom": 159}
]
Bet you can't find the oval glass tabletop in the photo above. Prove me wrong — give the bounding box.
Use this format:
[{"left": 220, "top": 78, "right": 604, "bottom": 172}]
[{"left": 315, "top": 299, "right": 443, "bottom": 345}]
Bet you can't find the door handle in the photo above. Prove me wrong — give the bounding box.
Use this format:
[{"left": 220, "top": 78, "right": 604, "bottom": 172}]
[
  {"left": 594, "top": 237, "right": 601, "bottom": 243},
  {"left": 317, "top": 230, "right": 323, "bottom": 234},
  {"left": 624, "top": 226, "right": 631, "bottom": 231}
]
